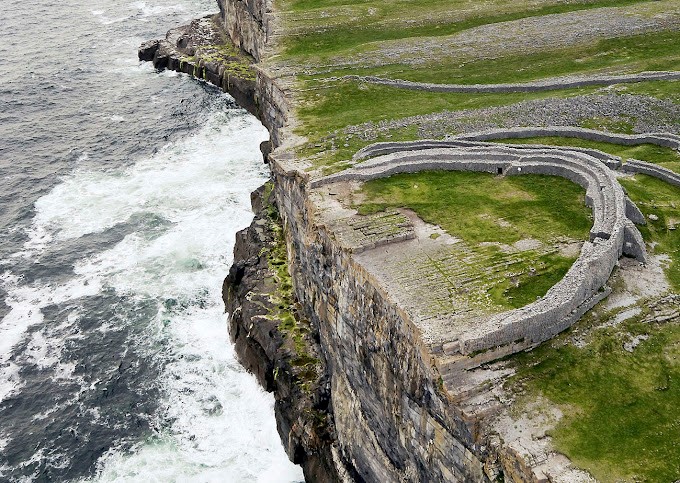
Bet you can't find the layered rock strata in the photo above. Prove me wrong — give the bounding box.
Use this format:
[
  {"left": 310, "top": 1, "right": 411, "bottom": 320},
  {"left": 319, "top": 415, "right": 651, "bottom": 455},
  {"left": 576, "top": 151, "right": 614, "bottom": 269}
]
[{"left": 141, "top": 0, "right": 678, "bottom": 481}]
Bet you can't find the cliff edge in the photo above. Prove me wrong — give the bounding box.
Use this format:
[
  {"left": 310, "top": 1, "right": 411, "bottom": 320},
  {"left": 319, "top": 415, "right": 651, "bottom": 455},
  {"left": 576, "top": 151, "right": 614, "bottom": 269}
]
[{"left": 142, "top": 0, "right": 680, "bottom": 480}]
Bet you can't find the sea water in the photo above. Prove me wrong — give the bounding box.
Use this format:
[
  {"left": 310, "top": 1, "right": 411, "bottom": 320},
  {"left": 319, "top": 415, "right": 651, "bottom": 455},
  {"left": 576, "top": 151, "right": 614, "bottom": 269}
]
[{"left": 0, "top": 0, "right": 302, "bottom": 481}]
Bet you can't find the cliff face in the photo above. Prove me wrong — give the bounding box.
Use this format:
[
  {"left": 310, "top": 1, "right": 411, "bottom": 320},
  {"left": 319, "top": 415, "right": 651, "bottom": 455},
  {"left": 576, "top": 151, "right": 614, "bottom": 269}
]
[
  {"left": 142, "top": 0, "right": 540, "bottom": 480},
  {"left": 267, "top": 167, "right": 498, "bottom": 481},
  {"left": 224, "top": 185, "right": 351, "bottom": 482},
  {"left": 216, "top": 0, "right": 504, "bottom": 480}
]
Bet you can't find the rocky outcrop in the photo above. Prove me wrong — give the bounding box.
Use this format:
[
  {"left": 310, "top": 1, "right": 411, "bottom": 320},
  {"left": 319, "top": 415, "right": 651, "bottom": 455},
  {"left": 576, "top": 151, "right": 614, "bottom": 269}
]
[
  {"left": 215, "top": 0, "right": 275, "bottom": 61},
  {"left": 224, "top": 185, "right": 353, "bottom": 482},
  {"left": 139, "top": 15, "right": 258, "bottom": 115}
]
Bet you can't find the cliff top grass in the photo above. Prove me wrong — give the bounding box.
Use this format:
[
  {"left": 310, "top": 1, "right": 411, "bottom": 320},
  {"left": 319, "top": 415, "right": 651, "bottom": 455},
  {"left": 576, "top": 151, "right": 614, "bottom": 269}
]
[
  {"left": 277, "top": 0, "right": 663, "bottom": 60},
  {"left": 619, "top": 174, "right": 680, "bottom": 290},
  {"left": 507, "top": 297, "right": 680, "bottom": 482},
  {"left": 353, "top": 171, "right": 591, "bottom": 309},
  {"left": 269, "top": 0, "right": 680, "bottom": 171}
]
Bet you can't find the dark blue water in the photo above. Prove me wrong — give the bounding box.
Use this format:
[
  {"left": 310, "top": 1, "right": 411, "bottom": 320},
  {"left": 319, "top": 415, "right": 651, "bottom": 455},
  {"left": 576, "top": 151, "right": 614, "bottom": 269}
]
[{"left": 0, "top": 1, "right": 302, "bottom": 481}]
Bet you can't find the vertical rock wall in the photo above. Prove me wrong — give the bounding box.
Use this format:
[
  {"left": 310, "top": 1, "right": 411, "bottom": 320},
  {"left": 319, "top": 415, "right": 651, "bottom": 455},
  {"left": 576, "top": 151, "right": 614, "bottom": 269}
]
[
  {"left": 216, "top": 0, "right": 273, "bottom": 61},
  {"left": 268, "top": 164, "right": 492, "bottom": 482},
  {"left": 215, "top": 0, "right": 529, "bottom": 480}
]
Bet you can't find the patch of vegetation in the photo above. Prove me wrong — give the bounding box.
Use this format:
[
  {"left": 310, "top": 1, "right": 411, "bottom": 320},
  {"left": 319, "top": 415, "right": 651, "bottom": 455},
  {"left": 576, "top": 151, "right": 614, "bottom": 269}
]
[
  {"left": 355, "top": 171, "right": 591, "bottom": 307},
  {"left": 281, "top": 0, "right": 656, "bottom": 59},
  {"left": 489, "top": 252, "right": 576, "bottom": 309},
  {"left": 508, "top": 305, "right": 680, "bottom": 482},
  {"left": 497, "top": 136, "right": 680, "bottom": 174},
  {"left": 356, "top": 171, "right": 591, "bottom": 244},
  {"left": 580, "top": 116, "right": 635, "bottom": 134},
  {"left": 622, "top": 80, "right": 680, "bottom": 103},
  {"left": 260, "top": 183, "right": 320, "bottom": 389},
  {"left": 619, "top": 174, "right": 680, "bottom": 289},
  {"left": 298, "top": 80, "right": 592, "bottom": 135},
  {"left": 202, "top": 43, "right": 256, "bottom": 80},
  {"left": 294, "top": 28, "right": 680, "bottom": 86}
]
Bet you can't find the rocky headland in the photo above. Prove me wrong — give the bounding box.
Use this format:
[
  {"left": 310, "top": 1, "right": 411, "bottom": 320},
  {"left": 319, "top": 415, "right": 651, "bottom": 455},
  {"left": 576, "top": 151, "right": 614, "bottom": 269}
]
[{"left": 141, "top": 0, "right": 680, "bottom": 480}]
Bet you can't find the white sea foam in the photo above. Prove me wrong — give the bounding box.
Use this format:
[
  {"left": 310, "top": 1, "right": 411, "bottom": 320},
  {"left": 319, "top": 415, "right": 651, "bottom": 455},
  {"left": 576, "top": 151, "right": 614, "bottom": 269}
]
[
  {"left": 19, "top": 105, "right": 304, "bottom": 481},
  {"left": 3, "top": 98, "right": 302, "bottom": 481},
  {"left": 0, "top": 268, "right": 101, "bottom": 403}
]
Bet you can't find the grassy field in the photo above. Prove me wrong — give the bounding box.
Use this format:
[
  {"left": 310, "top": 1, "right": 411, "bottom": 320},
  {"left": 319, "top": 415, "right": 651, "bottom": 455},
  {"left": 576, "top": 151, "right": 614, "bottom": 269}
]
[
  {"left": 509, "top": 305, "right": 680, "bottom": 482},
  {"left": 280, "top": 0, "right": 656, "bottom": 59},
  {"left": 503, "top": 173, "right": 680, "bottom": 482},
  {"left": 620, "top": 175, "right": 680, "bottom": 289},
  {"left": 355, "top": 171, "right": 591, "bottom": 308},
  {"left": 297, "top": 29, "right": 680, "bottom": 85}
]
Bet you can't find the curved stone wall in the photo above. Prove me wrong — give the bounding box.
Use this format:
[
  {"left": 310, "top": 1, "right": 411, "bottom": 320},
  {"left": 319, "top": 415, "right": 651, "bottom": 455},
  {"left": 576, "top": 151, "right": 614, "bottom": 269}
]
[
  {"left": 453, "top": 126, "right": 680, "bottom": 150},
  {"left": 346, "top": 71, "right": 680, "bottom": 94},
  {"left": 312, "top": 144, "right": 649, "bottom": 355}
]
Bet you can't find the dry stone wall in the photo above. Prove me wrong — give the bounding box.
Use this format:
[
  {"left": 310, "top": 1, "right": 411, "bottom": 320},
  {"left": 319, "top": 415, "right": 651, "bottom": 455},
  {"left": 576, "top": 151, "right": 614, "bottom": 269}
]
[
  {"left": 313, "top": 144, "right": 647, "bottom": 354},
  {"left": 347, "top": 71, "right": 680, "bottom": 94}
]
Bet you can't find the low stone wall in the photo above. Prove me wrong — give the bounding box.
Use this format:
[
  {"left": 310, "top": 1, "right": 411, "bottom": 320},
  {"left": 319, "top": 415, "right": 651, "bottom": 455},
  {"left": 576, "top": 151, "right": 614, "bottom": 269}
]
[
  {"left": 346, "top": 71, "right": 680, "bottom": 94},
  {"left": 313, "top": 144, "right": 648, "bottom": 355},
  {"left": 354, "top": 138, "right": 624, "bottom": 169},
  {"left": 454, "top": 126, "right": 680, "bottom": 150},
  {"left": 622, "top": 159, "right": 680, "bottom": 187}
]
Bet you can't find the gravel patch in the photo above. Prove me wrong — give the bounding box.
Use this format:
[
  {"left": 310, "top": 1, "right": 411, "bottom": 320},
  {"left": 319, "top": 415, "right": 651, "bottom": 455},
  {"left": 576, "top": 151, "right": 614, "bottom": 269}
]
[{"left": 343, "top": 93, "right": 680, "bottom": 140}]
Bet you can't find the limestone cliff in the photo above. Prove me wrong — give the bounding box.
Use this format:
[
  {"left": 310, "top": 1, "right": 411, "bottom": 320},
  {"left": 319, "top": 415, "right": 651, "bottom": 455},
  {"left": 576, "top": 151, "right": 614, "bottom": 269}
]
[{"left": 137, "top": 0, "right": 671, "bottom": 479}]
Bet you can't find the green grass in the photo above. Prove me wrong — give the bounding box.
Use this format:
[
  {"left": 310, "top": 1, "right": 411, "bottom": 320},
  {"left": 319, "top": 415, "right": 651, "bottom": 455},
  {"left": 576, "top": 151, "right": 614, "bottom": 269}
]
[
  {"left": 507, "top": 175, "right": 680, "bottom": 481},
  {"left": 623, "top": 80, "right": 680, "bottom": 103},
  {"left": 281, "top": 0, "right": 656, "bottom": 58},
  {"left": 619, "top": 175, "right": 680, "bottom": 290},
  {"left": 509, "top": 309, "right": 680, "bottom": 482},
  {"left": 296, "top": 80, "right": 594, "bottom": 165},
  {"left": 297, "top": 29, "right": 680, "bottom": 85},
  {"left": 490, "top": 252, "right": 577, "bottom": 308},
  {"left": 355, "top": 171, "right": 592, "bottom": 307},
  {"left": 497, "top": 136, "right": 680, "bottom": 174}
]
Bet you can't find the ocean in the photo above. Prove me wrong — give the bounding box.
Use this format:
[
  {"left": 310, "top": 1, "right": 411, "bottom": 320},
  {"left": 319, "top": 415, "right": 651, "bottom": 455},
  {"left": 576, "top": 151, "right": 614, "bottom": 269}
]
[{"left": 0, "top": 0, "right": 303, "bottom": 481}]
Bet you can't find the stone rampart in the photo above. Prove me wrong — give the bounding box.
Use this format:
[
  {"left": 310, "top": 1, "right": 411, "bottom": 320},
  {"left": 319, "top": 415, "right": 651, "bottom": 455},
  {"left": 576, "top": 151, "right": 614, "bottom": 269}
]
[
  {"left": 346, "top": 71, "right": 680, "bottom": 94},
  {"left": 353, "top": 137, "right": 625, "bottom": 169},
  {"left": 312, "top": 144, "right": 648, "bottom": 355},
  {"left": 622, "top": 159, "right": 680, "bottom": 187},
  {"left": 454, "top": 126, "right": 680, "bottom": 150}
]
